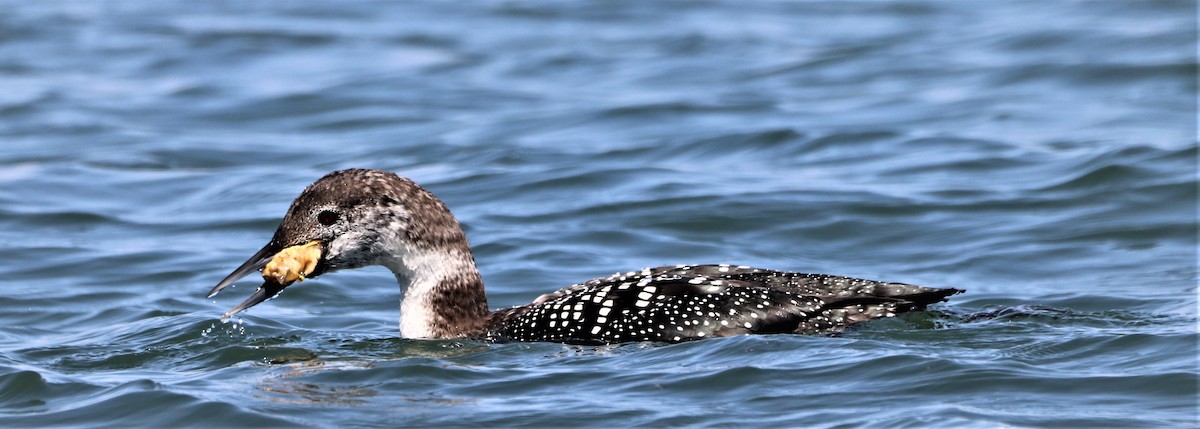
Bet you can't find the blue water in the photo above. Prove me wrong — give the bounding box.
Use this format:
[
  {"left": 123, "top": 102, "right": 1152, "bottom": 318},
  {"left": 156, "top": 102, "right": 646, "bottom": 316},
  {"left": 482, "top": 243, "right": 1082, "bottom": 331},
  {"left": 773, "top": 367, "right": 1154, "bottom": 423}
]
[{"left": 0, "top": 1, "right": 1196, "bottom": 427}]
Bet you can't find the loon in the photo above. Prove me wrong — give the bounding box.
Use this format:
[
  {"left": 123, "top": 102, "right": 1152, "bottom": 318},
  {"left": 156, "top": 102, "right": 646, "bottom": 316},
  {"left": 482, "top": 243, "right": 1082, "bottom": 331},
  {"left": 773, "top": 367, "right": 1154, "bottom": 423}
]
[{"left": 207, "top": 169, "right": 962, "bottom": 344}]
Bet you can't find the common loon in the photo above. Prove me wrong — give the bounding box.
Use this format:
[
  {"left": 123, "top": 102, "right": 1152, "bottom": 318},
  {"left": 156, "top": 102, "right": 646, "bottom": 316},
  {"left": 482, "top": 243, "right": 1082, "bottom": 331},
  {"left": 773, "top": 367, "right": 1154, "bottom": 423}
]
[{"left": 207, "top": 169, "right": 962, "bottom": 344}]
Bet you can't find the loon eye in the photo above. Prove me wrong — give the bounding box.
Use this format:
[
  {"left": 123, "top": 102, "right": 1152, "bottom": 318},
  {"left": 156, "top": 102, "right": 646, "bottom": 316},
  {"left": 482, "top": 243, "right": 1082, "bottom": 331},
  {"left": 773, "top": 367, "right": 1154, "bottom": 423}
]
[{"left": 317, "top": 210, "right": 339, "bottom": 226}]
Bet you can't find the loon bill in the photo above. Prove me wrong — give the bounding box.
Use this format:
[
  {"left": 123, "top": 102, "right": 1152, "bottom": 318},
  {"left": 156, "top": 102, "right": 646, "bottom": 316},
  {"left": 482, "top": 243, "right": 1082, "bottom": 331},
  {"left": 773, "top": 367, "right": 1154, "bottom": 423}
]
[{"left": 207, "top": 169, "right": 962, "bottom": 344}]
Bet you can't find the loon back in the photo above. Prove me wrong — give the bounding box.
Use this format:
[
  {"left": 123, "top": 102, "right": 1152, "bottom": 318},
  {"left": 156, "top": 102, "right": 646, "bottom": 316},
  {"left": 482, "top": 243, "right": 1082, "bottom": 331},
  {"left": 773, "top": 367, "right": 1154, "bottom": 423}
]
[
  {"left": 206, "top": 168, "right": 963, "bottom": 344},
  {"left": 484, "top": 264, "right": 960, "bottom": 344}
]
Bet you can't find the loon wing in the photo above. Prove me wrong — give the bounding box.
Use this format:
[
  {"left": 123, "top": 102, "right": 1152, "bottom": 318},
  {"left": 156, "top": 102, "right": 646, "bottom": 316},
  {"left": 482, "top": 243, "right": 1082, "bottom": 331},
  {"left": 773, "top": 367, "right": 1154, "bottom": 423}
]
[{"left": 484, "top": 264, "right": 961, "bottom": 344}]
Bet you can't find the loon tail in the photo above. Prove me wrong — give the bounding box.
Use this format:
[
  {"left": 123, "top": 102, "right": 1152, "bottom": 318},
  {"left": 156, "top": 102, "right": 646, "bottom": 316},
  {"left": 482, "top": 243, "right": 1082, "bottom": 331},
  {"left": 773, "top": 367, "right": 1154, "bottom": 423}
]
[
  {"left": 788, "top": 284, "right": 962, "bottom": 334},
  {"left": 870, "top": 282, "right": 964, "bottom": 310}
]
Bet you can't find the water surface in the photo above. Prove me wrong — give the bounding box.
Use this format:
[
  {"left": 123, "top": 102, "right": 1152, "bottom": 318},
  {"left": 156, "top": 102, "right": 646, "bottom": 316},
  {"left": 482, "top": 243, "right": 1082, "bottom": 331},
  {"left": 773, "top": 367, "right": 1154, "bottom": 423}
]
[{"left": 0, "top": 1, "right": 1196, "bottom": 427}]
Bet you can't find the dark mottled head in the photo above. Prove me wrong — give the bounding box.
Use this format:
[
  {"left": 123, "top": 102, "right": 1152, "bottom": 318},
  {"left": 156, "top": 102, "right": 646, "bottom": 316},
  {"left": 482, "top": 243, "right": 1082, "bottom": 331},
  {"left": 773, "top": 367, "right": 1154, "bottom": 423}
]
[
  {"left": 275, "top": 168, "right": 469, "bottom": 272},
  {"left": 206, "top": 169, "right": 474, "bottom": 315}
]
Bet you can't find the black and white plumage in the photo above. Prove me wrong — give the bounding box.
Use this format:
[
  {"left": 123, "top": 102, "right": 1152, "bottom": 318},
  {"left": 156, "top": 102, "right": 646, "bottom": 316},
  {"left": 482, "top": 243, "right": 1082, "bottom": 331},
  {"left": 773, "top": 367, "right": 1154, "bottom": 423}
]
[{"left": 207, "top": 169, "right": 962, "bottom": 344}]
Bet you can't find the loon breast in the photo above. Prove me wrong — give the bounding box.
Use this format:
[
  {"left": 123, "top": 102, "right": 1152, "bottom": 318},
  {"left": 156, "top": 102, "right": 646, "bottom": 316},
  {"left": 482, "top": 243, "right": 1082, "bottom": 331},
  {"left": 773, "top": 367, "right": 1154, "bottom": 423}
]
[{"left": 483, "top": 264, "right": 961, "bottom": 344}]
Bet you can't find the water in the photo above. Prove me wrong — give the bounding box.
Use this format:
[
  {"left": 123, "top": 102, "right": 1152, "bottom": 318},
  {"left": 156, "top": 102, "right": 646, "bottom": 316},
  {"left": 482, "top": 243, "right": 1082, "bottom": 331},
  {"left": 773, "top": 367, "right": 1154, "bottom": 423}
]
[{"left": 0, "top": 1, "right": 1195, "bottom": 427}]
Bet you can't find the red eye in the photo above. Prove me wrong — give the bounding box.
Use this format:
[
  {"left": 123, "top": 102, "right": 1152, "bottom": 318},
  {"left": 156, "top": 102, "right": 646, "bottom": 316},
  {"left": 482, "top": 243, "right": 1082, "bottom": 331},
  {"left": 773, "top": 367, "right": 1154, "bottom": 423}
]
[{"left": 317, "top": 210, "right": 339, "bottom": 226}]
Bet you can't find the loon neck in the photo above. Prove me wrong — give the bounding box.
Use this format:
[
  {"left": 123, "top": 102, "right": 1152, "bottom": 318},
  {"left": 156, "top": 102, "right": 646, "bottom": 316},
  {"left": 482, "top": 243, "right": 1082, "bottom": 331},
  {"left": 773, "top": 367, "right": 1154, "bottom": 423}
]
[{"left": 385, "top": 243, "right": 489, "bottom": 338}]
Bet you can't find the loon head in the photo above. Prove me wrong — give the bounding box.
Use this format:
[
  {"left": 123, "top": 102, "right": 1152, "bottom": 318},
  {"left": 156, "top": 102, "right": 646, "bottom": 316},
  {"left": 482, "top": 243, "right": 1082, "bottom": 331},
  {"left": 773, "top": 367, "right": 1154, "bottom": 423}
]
[{"left": 206, "top": 169, "right": 484, "bottom": 328}]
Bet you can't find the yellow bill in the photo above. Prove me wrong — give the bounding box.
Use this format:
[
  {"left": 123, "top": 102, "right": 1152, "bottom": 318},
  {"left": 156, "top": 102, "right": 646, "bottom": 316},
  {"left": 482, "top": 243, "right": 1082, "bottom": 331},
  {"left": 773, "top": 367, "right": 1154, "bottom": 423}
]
[{"left": 209, "top": 241, "right": 325, "bottom": 322}]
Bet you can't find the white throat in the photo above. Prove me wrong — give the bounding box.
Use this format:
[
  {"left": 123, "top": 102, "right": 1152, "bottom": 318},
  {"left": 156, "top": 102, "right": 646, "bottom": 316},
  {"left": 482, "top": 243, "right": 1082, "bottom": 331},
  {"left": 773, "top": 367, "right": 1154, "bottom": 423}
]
[{"left": 383, "top": 242, "right": 479, "bottom": 339}]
